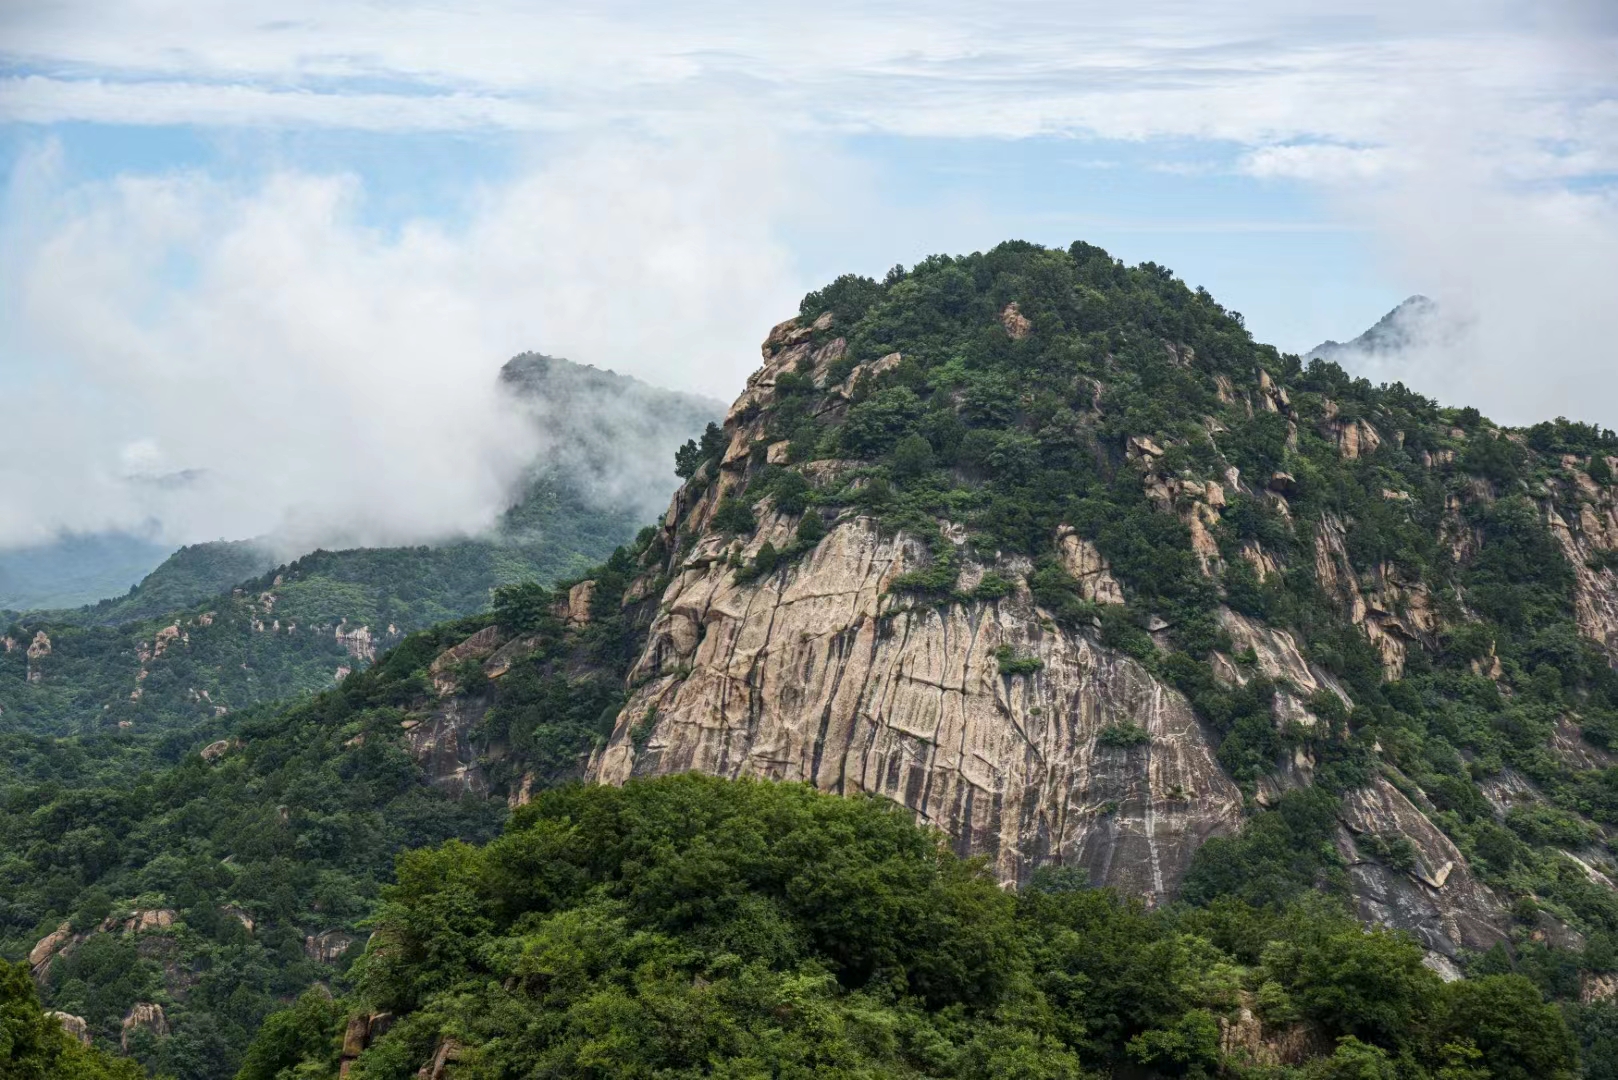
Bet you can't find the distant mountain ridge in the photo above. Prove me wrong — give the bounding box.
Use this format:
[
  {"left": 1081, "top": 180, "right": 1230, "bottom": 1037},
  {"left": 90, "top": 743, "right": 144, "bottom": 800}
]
[
  {"left": 1306, "top": 294, "right": 1446, "bottom": 363},
  {"left": 0, "top": 532, "right": 173, "bottom": 613},
  {"left": 1, "top": 354, "right": 723, "bottom": 738}
]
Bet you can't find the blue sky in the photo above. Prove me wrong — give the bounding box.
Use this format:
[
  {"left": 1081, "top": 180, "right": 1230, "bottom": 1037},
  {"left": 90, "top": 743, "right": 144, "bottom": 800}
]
[{"left": 1, "top": 1, "right": 1615, "bottom": 550}]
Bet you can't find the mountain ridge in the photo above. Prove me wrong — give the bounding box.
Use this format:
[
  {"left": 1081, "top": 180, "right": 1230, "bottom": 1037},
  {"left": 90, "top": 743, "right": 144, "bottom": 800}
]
[{"left": 8, "top": 242, "right": 1618, "bottom": 1078}]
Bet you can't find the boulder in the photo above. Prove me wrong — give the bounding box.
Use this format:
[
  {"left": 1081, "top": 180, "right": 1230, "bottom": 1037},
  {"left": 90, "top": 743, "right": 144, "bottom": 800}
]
[
  {"left": 47, "top": 1012, "right": 90, "bottom": 1047},
  {"left": 121, "top": 1003, "right": 168, "bottom": 1051}
]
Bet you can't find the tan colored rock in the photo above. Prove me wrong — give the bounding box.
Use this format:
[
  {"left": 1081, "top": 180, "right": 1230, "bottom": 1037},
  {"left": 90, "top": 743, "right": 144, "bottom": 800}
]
[
  {"left": 1331, "top": 417, "right": 1382, "bottom": 459},
  {"left": 429, "top": 625, "right": 501, "bottom": 694},
  {"left": 26, "top": 630, "right": 51, "bottom": 660},
  {"left": 482, "top": 634, "right": 543, "bottom": 680},
  {"left": 1128, "top": 434, "right": 1164, "bottom": 458},
  {"left": 417, "top": 1037, "right": 464, "bottom": 1080},
  {"left": 48, "top": 1012, "right": 90, "bottom": 1047},
  {"left": 403, "top": 698, "right": 491, "bottom": 796},
  {"left": 1218, "top": 996, "right": 1324, "bottom": 1068},
  {"left": 342, "top": 1013, "right": 371, "bottom": 1058},
  {"left": 592, "top": 517, "right": 1244, "bottom": 897},
  {"left": 1215, "top": 608, "right": 1349, "bottom": 738},
  {"left": 28, "top": 921, "right": 73, "bottom": 975},
  {"left": 1543, "top": 496, "right": 1618, "bottom": 665},
  {"left": 115, "top": 908, "right": 177, "bottom": 933},
  {"left": 1055, "top": 527, "right": 1125, "bottom": 605},
  {"left": 567, "top": 580, "right": 597, "bottom": 624},
  {"left": 1238, "top": 542, "right": 1279, "bottom": 582},
  {"left": 766, "top": 440, "right": 791, "bottom": 465},
  {"left": 508, "top": 772, "right": 536, "bottom": 809},
  {"left": 201, "top": 739, "right": 232, "bottom": 763},
  {"left": 304, "top": 930, "right": 357, "bottom": 963},
  {"left": 25, "top": 630, "right": 50, "bottom": 682},
  {"left": 1000, "top": 302, "right": 1032, "bottom": 339},
  {"left": 122, "top": 1003, "right": 168, "bottom": 1051},
  {"left": 335, "top": 621, "right": 375, "bottom": 662},
  {"left": 1583, "top": 972, "right": 1618, "bottom": 1004}
]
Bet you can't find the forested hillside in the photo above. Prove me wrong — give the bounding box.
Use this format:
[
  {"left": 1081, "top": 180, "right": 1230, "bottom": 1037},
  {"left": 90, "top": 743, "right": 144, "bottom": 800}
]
[
  {"left": 0, "top": 475, "right": 640, "bottom": 740},
  {"left": 7, "top": 240, "right": 1618, "bottom": 1078},
  {"left": 0, "top": 354, "right": 722, "bottom": 742}
]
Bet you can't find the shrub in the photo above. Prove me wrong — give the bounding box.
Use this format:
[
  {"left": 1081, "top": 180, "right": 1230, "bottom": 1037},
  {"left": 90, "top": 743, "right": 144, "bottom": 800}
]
[
  {"left": 1097, "top": 722, "right": 1151, "bottom": 749},
  {"left": 994, "top": 645, "right": 1044, "bottom": 676}
]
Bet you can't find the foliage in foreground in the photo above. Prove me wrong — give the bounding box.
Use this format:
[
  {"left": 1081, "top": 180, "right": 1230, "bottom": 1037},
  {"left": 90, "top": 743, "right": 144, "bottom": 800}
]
[
  {"left": 241, "top": 775, "right": 1583, "bottom": 1080},
  {"left": 1, "top": 960, "right": 144, "bottom": 1079}
]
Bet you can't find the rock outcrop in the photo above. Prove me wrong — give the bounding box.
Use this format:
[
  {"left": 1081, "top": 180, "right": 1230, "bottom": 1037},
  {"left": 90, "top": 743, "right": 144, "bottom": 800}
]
[
  {"left": 121, "top": 1002, "right": 168, "bottom": 1051},
  {"left": 304, "top": 929, "right": 357, "bottom": 963},
  {"left": 1337, "top": 777, "right": 1507, "bottom": 956},
  {"left": 578, "top": 309, "right": 1529, "bottom": 945},
  {"left": 1545, "top": 466, "right": 1618, "bottom": 664},
  {"left": 591, "top": 512, "right": 1244, "bottom": 895},
  {"left": 48, "top": 1011, "right": 91, "bottom": 1047}
]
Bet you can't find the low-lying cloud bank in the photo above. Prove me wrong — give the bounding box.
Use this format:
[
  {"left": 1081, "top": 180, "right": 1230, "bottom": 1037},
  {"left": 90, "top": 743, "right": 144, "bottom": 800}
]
[{"left": 0, "top": 133, "right": 804, "bottom": 551}]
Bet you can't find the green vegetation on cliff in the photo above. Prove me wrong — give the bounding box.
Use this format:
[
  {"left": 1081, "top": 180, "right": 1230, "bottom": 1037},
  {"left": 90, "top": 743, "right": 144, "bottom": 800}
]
[
  {"left": 6, "top": 240, "right": 1618, "bottom": 1078},
  {"left": 702, "top": 242, "right": 1618, "bottom": 947}
]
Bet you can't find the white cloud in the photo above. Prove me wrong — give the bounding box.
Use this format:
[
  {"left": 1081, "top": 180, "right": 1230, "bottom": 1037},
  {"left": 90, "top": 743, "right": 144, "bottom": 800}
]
[
  {"left": 2, "top": 0, "right": 1617, "bottom": 550},
  {"left": 3, "top": 3, "right": 1613, "bottom": 181},
  {"left": 1241, "top": 144, "right": 1392, "bottom": 181},
  {"left": 0, "top": 130, "right": 810, "bottom": 549}
]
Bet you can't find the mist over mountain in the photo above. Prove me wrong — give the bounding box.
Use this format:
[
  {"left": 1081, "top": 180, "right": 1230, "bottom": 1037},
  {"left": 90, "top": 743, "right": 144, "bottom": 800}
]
[
  {"left": 0, "top": 354, "right": 723, "bottom": 619},
  {"left": 1306, "top": 295, "right": 1451, "bottom": 363},
  {"left": 12, "top": 240, "right": 1618, "bottom": 1079},
  {"left": 0, "top": 532, "right": 172, "bottom": 612}
]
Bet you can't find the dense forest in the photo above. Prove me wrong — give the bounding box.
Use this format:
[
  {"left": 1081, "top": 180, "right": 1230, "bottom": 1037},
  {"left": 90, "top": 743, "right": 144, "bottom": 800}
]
[
  {"left": 0, "top": 472, "right": 644, "bottom": 741},
  {"left": 5, "top": 240, "right": 1618, "bottom": 1077}
]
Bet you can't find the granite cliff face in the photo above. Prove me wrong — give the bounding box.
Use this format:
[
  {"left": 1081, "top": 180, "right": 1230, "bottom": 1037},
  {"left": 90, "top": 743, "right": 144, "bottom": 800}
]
[
  {"left": 592, "top": 510, "right": 1244, "bottom": 896},
  {"left": 568, "top": 292, "right": 1616, "bottom": 959}
]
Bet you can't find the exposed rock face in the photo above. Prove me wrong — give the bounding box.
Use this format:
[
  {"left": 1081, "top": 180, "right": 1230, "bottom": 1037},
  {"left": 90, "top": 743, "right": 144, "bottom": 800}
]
[
  {"left": 48, "top": 1011, "right": 91, "bottom": 1047},
  {"left": 25, "top": 630, "right": 50, "bottom": 682},
  {"left": 428, "top": 625, "right": 500, "bottom": 694},
  {"left": 566, "top": 580, "right": 596, "bottom": 624},
  {"left": 335, "top": 621, "right": 376, "bottom": 662},
  {"left": 304, "top": 929, "right": 357, "bottom": 963},
  {"left": 1337, "top": 777, "right": 1507, "bottom": 956},
  {"left": 28, "top": 921, "right": 73, "bottom": 979},
  {"left": 1543, "top": 473, "right": 1618, "bottom": 664},
  {"left": 110, "top": 908, "right": 177, "bottom": 934},
  {"left": 1055, "top": 527, "right": 1125, "bottom": 605},
  {"left": 1218, "top": 996, "right": 1326, "bottom": 1068},
  {"left": 403, "top": 697, "right": 490, "bottom": 796},
  {"left": 579, "top": 312, "right": 1524, "bottom": 939},
  {"left": 121, "top": 1002, "right": 168, "bottom": 1051},
  {"left": 591, "top": 514, "right": 1244, "bottom": 895},
  {"left": 1000, "top": 301, "right": 1032, "bottom": 340},
  {"left": 1311, "top": 514, "right": 1437, "bottom": 678},
  {"left": 339, "top": 1012, "right": 396, "bottom": 1077},
  {"left": 417, "top": 1037, "right": 465, "bottom": 1080}
]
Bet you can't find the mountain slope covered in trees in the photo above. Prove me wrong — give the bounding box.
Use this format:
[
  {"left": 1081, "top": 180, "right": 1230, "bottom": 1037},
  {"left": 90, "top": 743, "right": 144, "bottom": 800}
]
[
  {"left": 0, "top": 355, "right": 722, "bottom": 742},
  {"left": 6, "top": 241, "right": 1618, "bottom": 1078}
]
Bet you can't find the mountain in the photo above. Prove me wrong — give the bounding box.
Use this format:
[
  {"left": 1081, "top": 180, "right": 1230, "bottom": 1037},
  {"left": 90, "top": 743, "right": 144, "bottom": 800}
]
[
  {"left": 1, "top": 356, "right": 723, "bottom": 740},
  {"left": 0, "top": 532, "right": 173, "bottom": 613},
  {"left": 1306, "top": 294, "right": 1449, "bottom": 364},
  {"left": 8, "top": 243, "right": 1618, "bottom": 1078}
]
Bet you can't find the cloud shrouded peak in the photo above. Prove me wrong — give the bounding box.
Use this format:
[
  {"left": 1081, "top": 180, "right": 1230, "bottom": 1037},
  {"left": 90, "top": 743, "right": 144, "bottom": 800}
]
[{"left": 0, "top": 131, "right": 806, "bottom": 551}]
